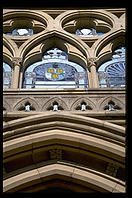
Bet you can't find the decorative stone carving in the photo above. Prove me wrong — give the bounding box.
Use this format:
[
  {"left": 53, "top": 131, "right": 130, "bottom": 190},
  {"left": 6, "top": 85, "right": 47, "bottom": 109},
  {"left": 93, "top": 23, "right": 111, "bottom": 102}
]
[
  {"left": 42, "top": 97, "right": 68, "bottom": 111},
  {"left": 13, "top": 97, "right": 40, "bottom": 111},
  {"left": 88, "top": 58, "right": 97, "bottom": 69},
  {"left": 12, "top": 57, "right": 22, "bottom": 67},
  {"left": 49, "top": 148, "right": 62, "bottom": 160},
  {"left": 98, "top": 96, "right": 124, "bottom": 111},
  {"left": 105, "top": 162, "right": 119, "bottom": 177},
  {"left": 71, "top": 97, "right": 96, "bottom": 111}
]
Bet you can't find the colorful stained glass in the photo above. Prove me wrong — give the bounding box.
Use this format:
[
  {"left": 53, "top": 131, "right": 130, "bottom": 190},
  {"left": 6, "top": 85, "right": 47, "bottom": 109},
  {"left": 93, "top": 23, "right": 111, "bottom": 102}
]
[{"left": 23, "top": 48, "right": 88, "bottom": 89}]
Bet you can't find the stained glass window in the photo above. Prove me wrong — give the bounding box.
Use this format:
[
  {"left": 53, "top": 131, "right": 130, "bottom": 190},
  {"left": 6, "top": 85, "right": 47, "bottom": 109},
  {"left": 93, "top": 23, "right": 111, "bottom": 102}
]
[
  {"left": 75, "top": 28, "right": 104, "bottom": 37},
  {"left": 98, "top": 47, "right": 126, "bottom": 88},
  {"left": 3, "top": 62, "right": 12, "bottom": 88},
  {"left": 23, "top": 48, "right": 88, "bottom": 89},
  {"left": 5, "top": 28, "right": 33, "bottom": 36}
]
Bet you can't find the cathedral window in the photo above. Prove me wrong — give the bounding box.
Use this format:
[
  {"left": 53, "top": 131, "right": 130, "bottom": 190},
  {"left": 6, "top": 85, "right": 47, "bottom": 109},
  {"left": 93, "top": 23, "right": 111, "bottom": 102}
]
[
  {"left": 98, "top": 47, "right": 126, "bottom": 88},
  {"left": 3, "top": 62, "right": 12, "bottom": 88},
  {"left": 75, "top": 28, "right": 103, "bottom": 37},
  {"left": 23, "top": 48, "right": 88, "bottom": 89},
  {"left": 5, "top": 28, "right": 33, "bottom": 36}
]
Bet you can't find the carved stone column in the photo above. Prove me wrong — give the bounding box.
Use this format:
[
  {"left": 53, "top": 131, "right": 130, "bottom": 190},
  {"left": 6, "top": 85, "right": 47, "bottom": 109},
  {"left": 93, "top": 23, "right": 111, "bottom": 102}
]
[
  {"left": 86, "top": 67, "right": 92, "bottom": 88},
  {"left": 19, "top": 67, "right": 23, "bottom": 88},
  {"left": 88, "top": 58, "right": 99, "bottom": 88},
  {"left": 11, "top": 57, "right": 22, "bottom": 89}
]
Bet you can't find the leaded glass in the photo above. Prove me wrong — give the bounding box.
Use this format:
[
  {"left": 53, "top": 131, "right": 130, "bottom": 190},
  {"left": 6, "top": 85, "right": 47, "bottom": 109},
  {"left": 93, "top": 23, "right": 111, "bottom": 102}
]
[
  {"left": 3, "top": 63, "right": 12, "bottom": 88},
  {"left": 98, "top": 47, "right": 126, "bottom": 88},
  {"left": 5, "top": 28, "right": 33, "bottom": 36},
  {"left": 75, "top": 28, "right": 103, "bottom": 37},
  {"left": 23, "top": 48, "right": 88, "bottom": 89}
]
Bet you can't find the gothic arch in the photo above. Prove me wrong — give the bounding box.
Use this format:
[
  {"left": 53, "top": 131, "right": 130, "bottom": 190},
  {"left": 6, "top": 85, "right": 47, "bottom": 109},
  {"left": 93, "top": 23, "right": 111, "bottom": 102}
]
[
  {"left": 71, "top": 97, "right": 96, "bottom": 111},
  {"left": 3, "top": 52, "right": 13, "bottom": 69},
  {"left": 19, "top": 29, "right": 89, "bottom": 68},
  {"left": 42, "top": 97, "right": 69, "bottom": 111},
  {"left": 13, "top": 97, "right": 40, "bottom": 111},
  {"left": 22, "top": 38, "right": 87, "bottom": 72},
  {"left": 3, "top": 35, "right": 17, "bottom": 57},
  {"left": 94, "top": 29, "right": 125, "bottom": 67},
  {"left": 98, "top": 96, "right": 125, "bottom": 111},
  {"left": 3, "top": 163, "right": 125, "bottom": 192},
  {"left": 3, "top": 113, "right": 125, "bottom": 143}
]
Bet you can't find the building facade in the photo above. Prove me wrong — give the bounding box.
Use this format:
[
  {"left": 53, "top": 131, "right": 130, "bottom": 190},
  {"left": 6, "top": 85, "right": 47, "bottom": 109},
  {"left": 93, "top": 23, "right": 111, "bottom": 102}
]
[{"left": 3, "top": 8, "right": 126, "bottom": 192}]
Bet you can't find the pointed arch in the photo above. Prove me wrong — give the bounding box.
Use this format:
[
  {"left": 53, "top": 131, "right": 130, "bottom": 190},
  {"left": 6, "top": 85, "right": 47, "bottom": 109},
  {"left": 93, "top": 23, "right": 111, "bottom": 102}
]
[
  {"left": 3, "top": 35, "right": 18, "bottom": 57},
  {"left": 42, "top": 97, "right": 69, "bottom": 111},
  {"left": 94, "top": 29, "right": 125, "bottom": 67},
  {"left": 71, "top": 97, "right": 96, "bottom": 111},
  {"left": 98, "top": 96, "right": 125, "bottom": 111},
  {"left": 19, "top": 29, "right": 90, "bottom": 70},
  {"left": 3, "top": 163, "right": 125, "bottom": 192},
  {"left": 13, "top": 97, "right": 40, "bottom": 111}
]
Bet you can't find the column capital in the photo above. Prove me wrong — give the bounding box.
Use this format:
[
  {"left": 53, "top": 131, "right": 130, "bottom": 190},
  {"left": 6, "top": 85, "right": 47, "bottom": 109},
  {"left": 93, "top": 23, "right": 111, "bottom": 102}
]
[
  {"left": 12, "top": 57, "right": 22, "bottom": 67},
  {"left": 88, "top": 58, "right": 97, "bottom": 68}
]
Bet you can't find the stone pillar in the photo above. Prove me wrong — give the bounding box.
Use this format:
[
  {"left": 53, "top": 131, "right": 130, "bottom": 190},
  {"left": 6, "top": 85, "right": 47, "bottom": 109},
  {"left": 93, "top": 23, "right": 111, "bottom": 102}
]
[
  {"left": 11, "top": 57, "right": 22, "bottom": 89},
  {"left": 88, "top": 58, "right": 99, "bottom": 88},
  {"left": 19, "top": 68, "right": 23, "bottom": 88},
  {"left": 86, "top": 67, "right": 92, "bottom": 88}
]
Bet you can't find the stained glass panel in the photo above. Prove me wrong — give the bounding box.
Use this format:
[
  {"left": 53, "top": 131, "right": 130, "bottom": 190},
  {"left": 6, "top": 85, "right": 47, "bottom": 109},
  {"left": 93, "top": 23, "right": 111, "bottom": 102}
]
[
  {"left": 5, "top": 28, "right": 33, "bottom": 36},
  {"left": 23, "top": 48, "right": 88, "bottom": 89},
  {"left": 75, "top": 28, "right": 104, "bottom": 37},
  {"left": 98, "top": 47, "right": 126, "bottom": 88},
  {"left": 3, "top": 63, "right": 12, "bottom": 88}
]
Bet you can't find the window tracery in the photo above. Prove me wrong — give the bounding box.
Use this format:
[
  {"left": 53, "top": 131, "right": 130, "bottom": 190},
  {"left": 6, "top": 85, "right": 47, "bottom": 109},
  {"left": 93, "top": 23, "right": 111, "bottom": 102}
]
[
  {"left": 98, "top": 47, "right": 126, "bottom": 88},
  {"left": 23, "top": 48, "right": 88, "bottom": 89}
]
